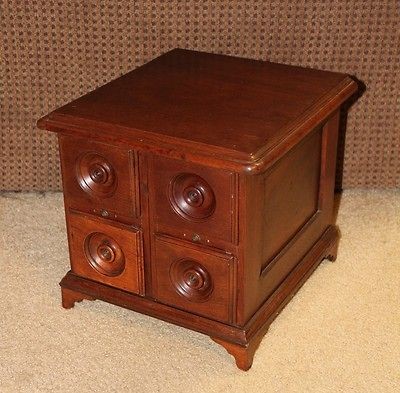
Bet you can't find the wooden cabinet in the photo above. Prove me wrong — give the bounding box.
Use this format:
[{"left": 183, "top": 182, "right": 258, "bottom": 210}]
[{"left": 38, "top": 49, "right": 357, "bottom": 370}]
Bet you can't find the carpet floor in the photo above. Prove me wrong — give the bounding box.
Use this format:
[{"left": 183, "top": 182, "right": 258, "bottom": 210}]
[{"left": 0, "top": 190, "right": 399, "bottom": 392}]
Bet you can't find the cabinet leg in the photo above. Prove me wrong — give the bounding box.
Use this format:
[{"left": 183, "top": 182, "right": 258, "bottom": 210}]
[
  {"left": 325, "top": 236, "right": 339, "bottom": 262},
  {"left": 211, "top": 335, "right": 263, "bottom": 371},
  {"left": 61, "top": 287, "right": 95, "bottom": 309}
]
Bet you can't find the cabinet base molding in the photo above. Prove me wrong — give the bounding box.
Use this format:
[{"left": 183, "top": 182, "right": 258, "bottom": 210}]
[{"left": 60, "top": 225, "right": 338, "bottom": 370}]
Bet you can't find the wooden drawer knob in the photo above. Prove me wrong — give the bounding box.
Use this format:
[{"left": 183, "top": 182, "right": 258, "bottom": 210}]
[
  {"left": 169, "top": 173, "right": 216, "bottom": 221},
  {"left": 89, "top": 164, "right": 109, "bottom": 184},
  {"left": 76, "top": 153, "right": 117, "bottom": 197},
  {"left": 169, "top": 258, "right": 213, "bottom": 302},
  {"left": 84, "top": 232, "right": 125, "bottom": 277},
  {"left": 97, "top": 244, "right": 115, "bottom": 262}
]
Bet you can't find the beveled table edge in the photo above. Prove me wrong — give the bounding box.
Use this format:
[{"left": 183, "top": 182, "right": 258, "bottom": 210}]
[{"left": 37, "top": 77, "right": 357, "bottom": 175}]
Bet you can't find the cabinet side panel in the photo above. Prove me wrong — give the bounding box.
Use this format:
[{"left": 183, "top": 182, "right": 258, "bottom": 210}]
[
  {"left": 238, "top": 113, "right": 339, "bottom": 325},
  {"left": 260, "top": 128, "right": 321, "bottom": 273}
]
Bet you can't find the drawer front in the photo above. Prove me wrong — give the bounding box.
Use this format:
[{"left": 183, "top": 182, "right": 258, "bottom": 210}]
[
  {"left": 152, "top": 236, "right": 234, "bottom": 323},
  {"left": 149, "top": 156, "right": 238, "bottom": 245},
  {"left": 59, "top": 135, "right": 139, "bottom": 222},
  {"left": 67, "top": 212, "right": 144, "bottom": 294}
]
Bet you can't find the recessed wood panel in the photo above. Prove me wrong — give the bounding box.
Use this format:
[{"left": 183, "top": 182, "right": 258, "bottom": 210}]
[{"left": 260, "top": 128, "right": 322, "bottom": 272}]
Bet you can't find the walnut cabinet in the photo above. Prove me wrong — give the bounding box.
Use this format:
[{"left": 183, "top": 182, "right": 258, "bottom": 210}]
[{"left": 38, "top": 49, "right": 357, "bottom": 370}]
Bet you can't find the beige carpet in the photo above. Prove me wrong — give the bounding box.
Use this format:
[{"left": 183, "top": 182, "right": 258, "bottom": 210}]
[{"left": 0, "top": 190, "right": 399, "bottom": 392}]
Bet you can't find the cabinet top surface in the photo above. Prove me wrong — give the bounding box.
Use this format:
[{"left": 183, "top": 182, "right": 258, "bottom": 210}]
[{"left": 38, "top": 49, "right": 356, "bottom": 162}]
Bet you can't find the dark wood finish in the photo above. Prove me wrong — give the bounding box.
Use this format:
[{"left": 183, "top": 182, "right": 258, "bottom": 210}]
[
  {"left": 149, "top": 155, "right": 238, "bottom": 245},
  {"left": 66, "top": 211, "right": 144, "bottom": 294},
  {"left": 59, "top": 134, "right": 140, "bottom": 224},
  {"left": 152, "top": 235, "right": 235, "bottom": 323},
  {"left": 37, "top": 49, "right": 357, "bottom": 370},
  {"left": 260, "top": 127, "right": 322, "bottom": 272},
  {"left": 237, "top": 112, "right": 342, "bottom": 325},
  {"left": 37, "top": 49, "right": 356, "bottom": 174}
]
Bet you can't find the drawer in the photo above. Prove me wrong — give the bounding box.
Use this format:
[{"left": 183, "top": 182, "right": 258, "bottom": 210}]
[
  {"left": 149, "top": 156, "right": 238, "bottom": 244},
  {"left": 67, "top": 212, "right": 144, "bottom": 294},
  {"left": 152, "top": 236, "right": 235, "bottom": 323},
  {"left": 59, "top": 135, "right": 139, "bottom": 222}
]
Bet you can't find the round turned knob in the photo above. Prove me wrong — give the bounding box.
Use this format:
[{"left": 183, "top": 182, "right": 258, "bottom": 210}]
[
  {"left": 184, "top": 270, "right": 203, "bottom": 288},
  {"left": 183, "top": 186, "right": 204, "bottom": 207},
  {"left": 84, "top": 233, "right": 125, "bottom": 277},
  {"left": 169, "top": 174, "right": 216, "bottom": 221},
  {"left": 97, "top": 244, "right": 115, "bottom": 262},
  {"left": 76, "top": 153, "right": 117, "bottom": 197},
  {"left": 89, "top": 164, "right": 109, "bottom": 184},
  {"left": 169, "top": 259, "right": 213, "bottom": 302}
]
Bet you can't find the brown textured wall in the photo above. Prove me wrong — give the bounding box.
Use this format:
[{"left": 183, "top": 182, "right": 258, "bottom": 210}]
[{"left": 1, "top": 1, "right": 399, "bottom": 190}]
